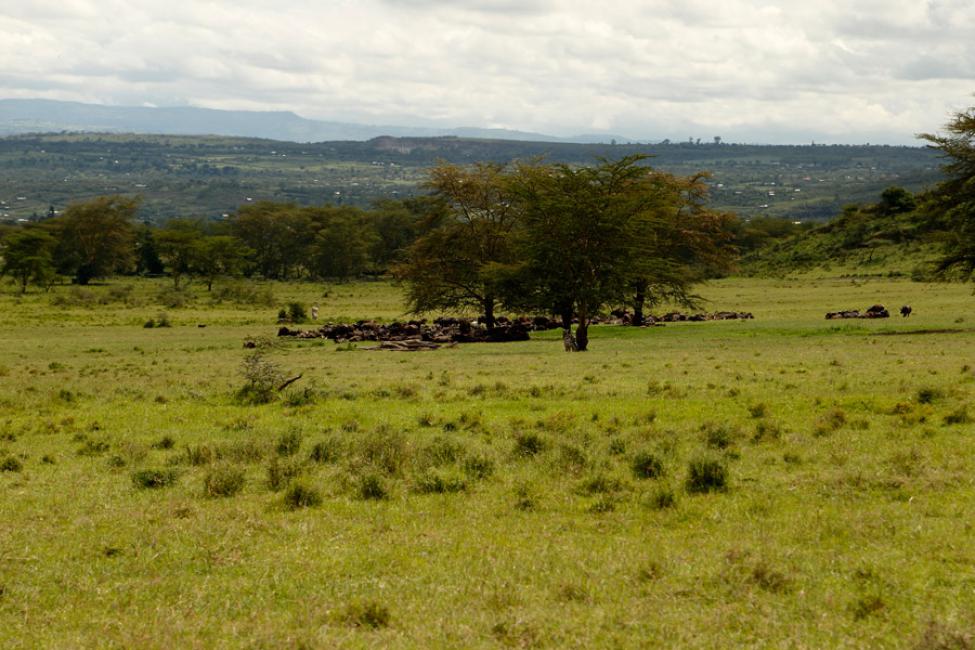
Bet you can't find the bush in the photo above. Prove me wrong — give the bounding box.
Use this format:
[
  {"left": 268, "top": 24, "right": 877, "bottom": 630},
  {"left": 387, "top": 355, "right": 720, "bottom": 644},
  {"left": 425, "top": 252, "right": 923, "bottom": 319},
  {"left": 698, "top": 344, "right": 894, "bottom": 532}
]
[
  {"left": 131, "top": 468, "right": 178, "bottom": 489},
  {"left": 0, "top": 455, "right": 23, "bottom": 472},
  {"left": 203, "top": 465, "right": 246, "bottom": 497},
  {"left": 287, "top": 302, "right": 307, "bottom": 323},
  {"left": 686, "top": 455, "right": 729, "bottom": 494},
  {"left": 283, "top": 481, "right": 322, "bottom": 510},
  {"left": 631, "top": 451, "right": 665, "bottom": 479},
  {"left": 235, "top": 351, "right": 285, "bottom": 405}
]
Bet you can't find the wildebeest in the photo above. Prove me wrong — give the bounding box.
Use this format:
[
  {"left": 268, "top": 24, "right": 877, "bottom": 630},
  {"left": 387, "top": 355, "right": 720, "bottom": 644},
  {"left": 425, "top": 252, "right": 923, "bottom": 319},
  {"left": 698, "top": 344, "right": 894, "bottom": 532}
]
[{"left": 900, "top": 305, "right": 912, "bottom": 317}]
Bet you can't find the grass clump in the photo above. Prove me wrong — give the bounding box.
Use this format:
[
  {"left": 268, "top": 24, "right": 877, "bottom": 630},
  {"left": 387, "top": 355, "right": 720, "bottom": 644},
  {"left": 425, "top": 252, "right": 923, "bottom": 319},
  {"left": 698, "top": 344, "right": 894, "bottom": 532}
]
[
  {"left": 203, "top": 464, "right": 246, "bottom": 498},
  {"left": 1, "top": 455, "right": 23, "bottom": 472},
  {"left": 151, "top": 435, "right": 176, "bottom": 450},
  {"left": 701, "top": 422, "right": 738, "bottom": 450},
  {"left": 131, "top": 468, "right": 178, "bottom": 489},
  {"left": 943, "top": 407, "right": 970, "bottom": 425},
  {"left": 309, "top": 438, "right": 341, "bottom": 464},
  {"left": 266, "top": 458, "right": 303, "bottom": 491},
  {"left": 631, "top": 451, "right": 665, "bottom": 479},
  {"left": 414, "top": 468, "right": 467, "bottom": 494},
  {"left": 357, "top": 473, "right": 389, "bottom": 501},
  {"left": 814, "top": 408, "right": 847, "bottom": 436},
  {"left": 917, "top": 387, "right": 944, "bottom": 404},
  {"left": 283, "top": 481, "right": 322, "bottom": 510},
  {"left": 513, "top": 432, "right": 547, "bottom": 458},
  {"left": 276, "top": 430, "right": 302, "bottom": 457},
  {"left": 461, "top": 454, "right": 495, "bottom": 481},
  {"left": 686, "top": 455, "right": 729, "bottom": 494},
  {"left": 334, "top": 599, "right": 391, "bottom": 629}
]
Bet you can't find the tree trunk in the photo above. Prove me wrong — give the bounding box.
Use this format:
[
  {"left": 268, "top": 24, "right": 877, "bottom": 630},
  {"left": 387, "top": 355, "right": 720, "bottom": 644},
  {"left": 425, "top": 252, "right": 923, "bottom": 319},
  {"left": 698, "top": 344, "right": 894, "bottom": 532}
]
[
  {"left": 483, "top": 297, "right": 495, "bottom": 330},
  {"left": 632, "top": 281, "right": 647, "bottom": 327},
  {"left": 575, "top": 304, "right": 589, "bottom": 351}
]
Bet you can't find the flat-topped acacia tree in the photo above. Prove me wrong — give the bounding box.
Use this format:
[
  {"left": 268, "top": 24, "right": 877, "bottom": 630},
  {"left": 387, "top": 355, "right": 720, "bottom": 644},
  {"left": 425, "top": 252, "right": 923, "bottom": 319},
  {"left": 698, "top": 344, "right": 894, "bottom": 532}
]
[
  {"left": 394, "top": 162, "right": 519, "bottom": 331},
  {"left": 509, "top": 155, "right": 735, "bottom": 350}
]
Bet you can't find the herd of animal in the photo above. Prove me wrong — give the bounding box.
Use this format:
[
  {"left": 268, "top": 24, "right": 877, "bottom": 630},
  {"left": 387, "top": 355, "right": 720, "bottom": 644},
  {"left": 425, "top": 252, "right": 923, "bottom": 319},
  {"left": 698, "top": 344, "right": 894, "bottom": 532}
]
[{"left": 825, "top": 304, "right": 912, "bottom": 319}]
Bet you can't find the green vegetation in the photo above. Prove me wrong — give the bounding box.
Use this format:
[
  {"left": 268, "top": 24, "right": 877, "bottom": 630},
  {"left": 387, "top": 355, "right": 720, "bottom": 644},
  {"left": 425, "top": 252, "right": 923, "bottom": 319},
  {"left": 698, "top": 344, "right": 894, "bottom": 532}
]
[
  {"left": 0, "top": 133, "right": 940, "bottom": 223},
  {"left": 1, "top": 275, "right": 974, "bottom": 647}
]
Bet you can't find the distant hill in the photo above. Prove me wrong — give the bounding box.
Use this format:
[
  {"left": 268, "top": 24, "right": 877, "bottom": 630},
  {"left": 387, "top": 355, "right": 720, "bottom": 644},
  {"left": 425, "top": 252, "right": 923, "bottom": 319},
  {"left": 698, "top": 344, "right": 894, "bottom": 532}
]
[
  {"left": 0, "top": 98, "right": 630, "bottom": 144},
  {"left": 0, "top": 131, "right": 943, "bottom": 223}
]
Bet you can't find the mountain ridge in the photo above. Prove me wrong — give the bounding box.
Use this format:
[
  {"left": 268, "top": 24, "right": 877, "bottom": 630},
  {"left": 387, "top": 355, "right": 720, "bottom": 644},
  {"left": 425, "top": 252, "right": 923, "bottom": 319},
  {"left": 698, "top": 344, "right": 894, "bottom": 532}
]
[{"left": 0, "top": 98, "right": 632, "bottom": 144}]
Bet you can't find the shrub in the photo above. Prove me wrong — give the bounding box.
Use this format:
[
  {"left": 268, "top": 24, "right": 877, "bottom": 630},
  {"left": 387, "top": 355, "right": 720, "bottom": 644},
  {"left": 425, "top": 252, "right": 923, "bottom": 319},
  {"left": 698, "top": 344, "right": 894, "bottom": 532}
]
[
  {"left": 235, "top": 351, "right": 285, "bottom": 405},
  {"left": 631, "top": 451, "right": 665, "bottom": 479},
  {"left": 686, "top": 455, "right": 729, "bottom": 494},
  {"left": 513, "top": 432, "right": 547, "bottom": 458},
  {"left": 283, "top": 481, "right": 322, "bottom": 510},
  {"left": 287, "top": 302, "right": 307, "bottom": 323},
  {"left": 335, "top": 600, "right": 391, "bottom": 629},
  {"left": 357, "top": 473, "right": 389, "bottom": 500},
  {"left": 0, "top": 455, "right": 23, "bottom": 472},
  {"left": 131, "top": 468, "right": 178, "bottom": 489},
  {"left": 203, "top": 465, "right": 246, "bottom": 498}
]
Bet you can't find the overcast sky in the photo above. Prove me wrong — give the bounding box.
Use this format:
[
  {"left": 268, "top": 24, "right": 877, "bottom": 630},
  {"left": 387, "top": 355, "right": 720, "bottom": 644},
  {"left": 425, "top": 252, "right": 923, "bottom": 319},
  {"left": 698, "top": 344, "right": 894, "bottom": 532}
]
[{"left": 2, "top": 0, "right": 974, "bottom": 144}]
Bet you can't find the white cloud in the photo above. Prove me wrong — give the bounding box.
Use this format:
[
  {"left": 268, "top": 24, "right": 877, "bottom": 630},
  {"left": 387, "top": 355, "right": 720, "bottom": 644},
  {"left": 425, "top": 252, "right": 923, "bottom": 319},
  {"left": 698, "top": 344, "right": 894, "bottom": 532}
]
[{"left": 0, "top": 0, "right": 973, "bottom": 143}]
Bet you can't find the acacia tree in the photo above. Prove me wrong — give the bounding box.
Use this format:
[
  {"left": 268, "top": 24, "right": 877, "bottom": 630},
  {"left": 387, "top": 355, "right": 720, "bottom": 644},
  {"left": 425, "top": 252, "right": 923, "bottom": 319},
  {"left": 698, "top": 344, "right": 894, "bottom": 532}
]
[
  {"left": 0, "top": 227, "right": 57, "bottom": 293},
  {"left": 627, "top": 172, "right": 737, "bottom": 325},
  {"left": 510, "top": 156, "right": 735, "bottom": 350},
  {"left": 394, "top": 163, "right": 519, "bottom": 329},
  {"left": 155, "top": 218, "right": 204, "bottom": 289},
  {"left": 921, "top": 103, "right": 975, "bottom": 280},
  {"left": 52, "top": 195, "right": 138, "bottom": 284}
]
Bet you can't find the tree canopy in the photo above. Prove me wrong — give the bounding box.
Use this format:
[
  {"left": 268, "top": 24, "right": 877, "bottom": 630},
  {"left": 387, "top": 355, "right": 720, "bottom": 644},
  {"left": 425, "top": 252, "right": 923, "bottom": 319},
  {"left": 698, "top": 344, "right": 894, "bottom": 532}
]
[{"left": 921, "top": 103, "right": 975, "bottom": 280}]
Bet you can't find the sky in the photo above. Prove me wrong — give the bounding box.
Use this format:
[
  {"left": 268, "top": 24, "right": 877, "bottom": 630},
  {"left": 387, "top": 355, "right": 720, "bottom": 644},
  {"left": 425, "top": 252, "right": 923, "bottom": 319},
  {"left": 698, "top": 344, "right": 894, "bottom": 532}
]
[{"left": 1, "top": 0, "right": 974, "bottom": 144}]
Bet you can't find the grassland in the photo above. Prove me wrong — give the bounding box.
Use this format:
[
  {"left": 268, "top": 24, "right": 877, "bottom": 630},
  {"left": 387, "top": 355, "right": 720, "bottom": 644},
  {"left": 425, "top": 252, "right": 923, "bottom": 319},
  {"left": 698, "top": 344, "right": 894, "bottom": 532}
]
[{"left": 1, "top": 276, "right": 974, "bottom": 648}]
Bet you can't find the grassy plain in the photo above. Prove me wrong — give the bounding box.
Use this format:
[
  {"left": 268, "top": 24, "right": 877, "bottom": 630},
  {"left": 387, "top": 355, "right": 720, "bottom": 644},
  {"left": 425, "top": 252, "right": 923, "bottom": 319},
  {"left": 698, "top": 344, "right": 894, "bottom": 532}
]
[{"left": 1, "top": 275, "right": 974, "bottom": 648}]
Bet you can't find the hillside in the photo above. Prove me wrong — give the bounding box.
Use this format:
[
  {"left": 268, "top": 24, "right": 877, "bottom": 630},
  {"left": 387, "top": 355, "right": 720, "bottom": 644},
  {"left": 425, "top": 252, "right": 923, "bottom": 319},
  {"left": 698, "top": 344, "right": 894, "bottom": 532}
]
[
  {"left": 0, "top": 131, "right": 942, "bottom": 223},
  {"left": 740, "top": 187, "right": 946, "bottom": 277}
]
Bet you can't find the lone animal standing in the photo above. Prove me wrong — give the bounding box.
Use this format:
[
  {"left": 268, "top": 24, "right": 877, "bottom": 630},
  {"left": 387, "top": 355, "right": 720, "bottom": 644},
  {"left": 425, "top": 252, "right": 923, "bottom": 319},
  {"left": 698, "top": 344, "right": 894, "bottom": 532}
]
[
  {"left": 562, "top": 329, "right": 578, "bottom": 352},
  {"left": 900, "top": 305, "right": 912, "bottom": 318}
]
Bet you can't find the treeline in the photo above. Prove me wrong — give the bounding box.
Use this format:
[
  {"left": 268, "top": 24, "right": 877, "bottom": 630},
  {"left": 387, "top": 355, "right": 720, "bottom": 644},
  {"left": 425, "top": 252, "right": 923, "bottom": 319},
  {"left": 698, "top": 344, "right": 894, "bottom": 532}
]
[{"left": 0, "top": 194, "right": 452, "bottom": 293}]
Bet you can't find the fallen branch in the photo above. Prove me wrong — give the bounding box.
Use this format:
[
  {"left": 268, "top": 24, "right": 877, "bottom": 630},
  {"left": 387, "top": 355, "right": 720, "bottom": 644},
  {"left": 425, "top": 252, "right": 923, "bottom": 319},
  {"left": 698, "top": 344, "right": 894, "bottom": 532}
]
[{"left": 277, "top": 374, "right": 303, "bottom": 391}]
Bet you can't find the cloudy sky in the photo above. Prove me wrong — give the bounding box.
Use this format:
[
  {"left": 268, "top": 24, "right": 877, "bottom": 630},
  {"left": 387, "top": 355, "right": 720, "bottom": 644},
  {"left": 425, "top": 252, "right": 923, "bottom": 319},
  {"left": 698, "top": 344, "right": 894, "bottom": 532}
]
[{"left": 2, "top": 0, "right": 974, "bottom": 144}]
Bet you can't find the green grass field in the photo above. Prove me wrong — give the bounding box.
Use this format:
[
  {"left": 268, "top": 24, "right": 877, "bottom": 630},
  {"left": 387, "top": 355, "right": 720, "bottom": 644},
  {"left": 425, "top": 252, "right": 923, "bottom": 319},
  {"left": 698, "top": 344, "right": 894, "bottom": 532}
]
[{"left": 1, "top": 276, "right": 974, "bottom": 648}]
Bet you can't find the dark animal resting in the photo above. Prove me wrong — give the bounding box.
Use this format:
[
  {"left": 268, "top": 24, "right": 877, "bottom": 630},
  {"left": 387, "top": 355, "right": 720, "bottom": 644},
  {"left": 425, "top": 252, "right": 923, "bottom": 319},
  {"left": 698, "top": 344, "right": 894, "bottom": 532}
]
[
  {"left": 900, "top": 305, "right": 912, "bottom": 317},
  {"left": 826, "top": 304, "right": 890, "bottom": 320}
]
